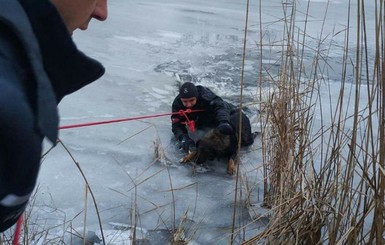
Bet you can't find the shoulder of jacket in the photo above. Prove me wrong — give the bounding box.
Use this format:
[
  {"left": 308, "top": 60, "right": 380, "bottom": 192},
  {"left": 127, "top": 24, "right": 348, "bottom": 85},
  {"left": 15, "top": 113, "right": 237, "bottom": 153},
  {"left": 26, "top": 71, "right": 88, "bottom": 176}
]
[
  {"left": 0, "top": 0, "right": 46, "bottom": 68},
  {"left": 0, "top": 0, "right": 39, "bottom": 64},
  {"left": 0, "top": 22, "right": 27, "bottom": 63},
  {"left": 0, "top": 1, "right": 59, "bottom": 143},
  {"left": 196, "top": 85, "right": 211, "bottom": 93},
  {"left": 0, "top": 1, "right": 32, "bottom": 34},
  {"left": 198, "top": 86, "right": 219, "bottom": 102}
]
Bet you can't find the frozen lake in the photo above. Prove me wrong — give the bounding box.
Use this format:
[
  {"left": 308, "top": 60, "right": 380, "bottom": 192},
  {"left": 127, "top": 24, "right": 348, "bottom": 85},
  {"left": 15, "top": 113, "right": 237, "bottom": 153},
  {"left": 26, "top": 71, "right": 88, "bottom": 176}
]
[{"left": 6, "top": 0, "right": 378, "bottom": 244}]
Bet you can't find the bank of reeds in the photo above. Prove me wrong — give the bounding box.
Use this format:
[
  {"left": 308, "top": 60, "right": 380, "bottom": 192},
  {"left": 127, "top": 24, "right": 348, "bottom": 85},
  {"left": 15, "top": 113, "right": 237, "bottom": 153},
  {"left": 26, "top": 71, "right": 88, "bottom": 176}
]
[{"left": 242, "top": 0, "right": 385, "bottom": 244}]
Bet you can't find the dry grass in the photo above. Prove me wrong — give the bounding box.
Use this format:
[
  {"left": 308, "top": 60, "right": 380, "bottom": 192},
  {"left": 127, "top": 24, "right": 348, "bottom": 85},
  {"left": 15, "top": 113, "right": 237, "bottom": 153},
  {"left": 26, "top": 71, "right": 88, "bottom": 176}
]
[{"left": 241, "top": 0, "right": 385, "bottom": 244}]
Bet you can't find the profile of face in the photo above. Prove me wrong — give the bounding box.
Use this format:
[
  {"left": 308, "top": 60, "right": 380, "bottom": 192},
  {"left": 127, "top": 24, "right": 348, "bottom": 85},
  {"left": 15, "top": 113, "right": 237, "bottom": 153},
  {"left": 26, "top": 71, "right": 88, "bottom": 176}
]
[
  {"left": 50, "top": 0, "right": 108, "bottom": 34},
  {"left": 181, "top": 97, "right": 197, "bottom": 108}
]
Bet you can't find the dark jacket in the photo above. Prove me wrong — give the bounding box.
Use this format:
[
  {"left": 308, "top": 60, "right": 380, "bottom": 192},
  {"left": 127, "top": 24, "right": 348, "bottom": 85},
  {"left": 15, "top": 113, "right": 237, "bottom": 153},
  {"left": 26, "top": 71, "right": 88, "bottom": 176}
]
[
  {"left": 171, "top": 85, "right": 236, "bottom": 140},
  {"left": 0, "top": 0, "right": 104, "bottom": 232}
]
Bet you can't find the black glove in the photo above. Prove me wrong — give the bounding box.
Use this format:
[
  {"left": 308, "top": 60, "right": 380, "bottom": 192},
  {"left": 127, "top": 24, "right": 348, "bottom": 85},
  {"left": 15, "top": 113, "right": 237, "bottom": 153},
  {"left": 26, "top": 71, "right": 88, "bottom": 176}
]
[
  {"left": 179, "top": 135, "right": 195, "bottom": 152},
  {"left": 216, "top": 121, "right": 233, "bottom": 135}
]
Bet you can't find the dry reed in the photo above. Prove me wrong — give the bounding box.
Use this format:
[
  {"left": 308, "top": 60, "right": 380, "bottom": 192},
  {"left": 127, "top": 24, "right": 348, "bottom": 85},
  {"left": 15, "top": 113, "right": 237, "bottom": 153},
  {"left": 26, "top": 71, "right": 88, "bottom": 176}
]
[{"left": 241, "top": 0, "right": 385, "bottom": 244}]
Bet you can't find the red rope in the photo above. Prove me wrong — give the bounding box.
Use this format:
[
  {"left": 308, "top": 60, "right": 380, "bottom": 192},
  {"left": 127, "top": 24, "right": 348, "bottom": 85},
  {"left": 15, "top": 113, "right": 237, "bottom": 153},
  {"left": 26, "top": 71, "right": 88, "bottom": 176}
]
[
  {"left": 12, "top": 214, "right": 23, "bottom": 245},
  {"left": 59, "top": 109, "right": 204, "bottom": 130},
  {"left": 179, "top": 109, "right": 196, "bottom": 132}
]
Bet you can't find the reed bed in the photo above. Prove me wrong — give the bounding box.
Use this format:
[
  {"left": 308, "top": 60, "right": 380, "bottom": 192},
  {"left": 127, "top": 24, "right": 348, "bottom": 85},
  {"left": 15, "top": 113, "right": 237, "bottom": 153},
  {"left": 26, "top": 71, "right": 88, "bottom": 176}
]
[{"left": 241, "top": 0, "right": 385, "bottom": 244}]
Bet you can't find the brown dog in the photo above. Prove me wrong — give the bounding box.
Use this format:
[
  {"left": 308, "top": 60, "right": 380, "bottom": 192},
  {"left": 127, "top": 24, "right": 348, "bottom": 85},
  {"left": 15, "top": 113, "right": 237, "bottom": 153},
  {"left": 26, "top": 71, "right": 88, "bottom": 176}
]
[
  {"left": 179, "top": 128, "right": 238, "bottom": 175},
  {"left": 179, "top": 110, "right": 254, "bottom": 175}
]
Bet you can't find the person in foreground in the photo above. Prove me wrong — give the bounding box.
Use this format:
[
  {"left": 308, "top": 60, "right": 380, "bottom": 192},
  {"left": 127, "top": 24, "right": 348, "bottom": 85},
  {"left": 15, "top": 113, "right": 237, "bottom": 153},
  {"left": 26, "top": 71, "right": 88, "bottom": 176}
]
[
  {"left": 171, "top": 82, "right": 255, "bottom": 152},
  {"left": 0, "top": 0, "right": 108, "bottom": 232}
]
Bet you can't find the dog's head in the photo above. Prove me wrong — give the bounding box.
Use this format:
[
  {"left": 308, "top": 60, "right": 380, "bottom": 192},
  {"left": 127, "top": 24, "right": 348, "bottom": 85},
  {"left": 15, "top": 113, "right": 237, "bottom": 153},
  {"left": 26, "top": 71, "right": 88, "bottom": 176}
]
[
  {"left": 194, "top": 138, "right": 218, "bottom": 164},
  {"left": 189, "top": 129, "right": 232, "bottom": 164}
]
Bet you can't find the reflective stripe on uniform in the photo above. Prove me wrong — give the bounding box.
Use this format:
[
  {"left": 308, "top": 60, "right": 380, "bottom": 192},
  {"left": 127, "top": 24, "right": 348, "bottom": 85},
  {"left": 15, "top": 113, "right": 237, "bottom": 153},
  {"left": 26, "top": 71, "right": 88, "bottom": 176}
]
[{"left": 0, "top": 194, "right": 30, "bottom": 207}]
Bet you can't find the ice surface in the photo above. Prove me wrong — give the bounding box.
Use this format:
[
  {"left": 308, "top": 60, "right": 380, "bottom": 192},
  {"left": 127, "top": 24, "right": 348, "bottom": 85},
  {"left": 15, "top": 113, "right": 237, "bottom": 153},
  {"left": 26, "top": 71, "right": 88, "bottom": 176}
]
[{"left": 8, "top": 0, "right": 377, "bottom": 244}]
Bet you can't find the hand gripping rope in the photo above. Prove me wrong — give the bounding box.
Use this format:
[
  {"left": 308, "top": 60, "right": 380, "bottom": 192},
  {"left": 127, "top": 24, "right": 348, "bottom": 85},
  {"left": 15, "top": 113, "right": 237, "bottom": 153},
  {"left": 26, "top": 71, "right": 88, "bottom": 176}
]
[{"left": 178, "top": 109, "right": 197, "bottom": 132}]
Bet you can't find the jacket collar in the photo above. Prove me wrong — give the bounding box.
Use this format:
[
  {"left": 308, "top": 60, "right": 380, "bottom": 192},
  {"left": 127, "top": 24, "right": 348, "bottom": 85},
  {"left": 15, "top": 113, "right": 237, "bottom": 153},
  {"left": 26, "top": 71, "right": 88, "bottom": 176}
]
[
  {"left": 0, "top": 0, "right": 105, "bottom": 143},
  {"left": 17, "top": 0, "right": 105, "bottom": 102}
]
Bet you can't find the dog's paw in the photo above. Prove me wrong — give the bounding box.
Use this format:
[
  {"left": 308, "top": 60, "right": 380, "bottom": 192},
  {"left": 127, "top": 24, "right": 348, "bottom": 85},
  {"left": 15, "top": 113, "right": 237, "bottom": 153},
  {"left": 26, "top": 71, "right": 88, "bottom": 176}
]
[
  {"left": 179, "top": 151, "right": 197, "bottom": 163},
  {"left": 179, "top": 155, "right": 190, "bottom": 163},
  {"left": 227, "top": 159, "right": 236, "bottom": 175}
]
